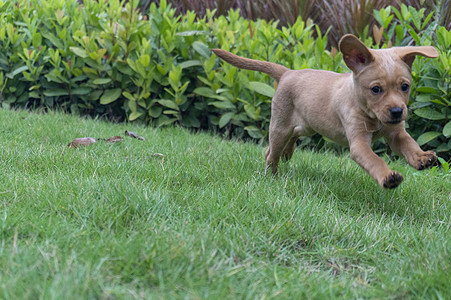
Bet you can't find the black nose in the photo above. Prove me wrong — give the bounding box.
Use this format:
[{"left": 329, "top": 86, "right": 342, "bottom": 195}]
[{"left": 390, "top": 107, "right": 403, "bottom": 119}]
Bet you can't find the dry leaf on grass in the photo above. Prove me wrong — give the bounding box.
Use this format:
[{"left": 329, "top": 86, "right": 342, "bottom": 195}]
[
  {"left": 105, "top": 136, "right": 124, "bottom": 143},
  {"left": 67, "top": 137, "right": 96, "bottom": 148},
  {"left": 125, "top": 130, "right": 146, "bottom": 140},
  {"left": 151, "top": 153, "right": 166, "bottom": 157},
  {"left": 69, "top": 130, "right": 144, "bottom": 148}
]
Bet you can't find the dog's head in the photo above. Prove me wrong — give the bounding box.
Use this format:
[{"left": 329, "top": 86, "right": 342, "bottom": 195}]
[{"left": 339, "top": 34, "right": 438, "bottom": 125}]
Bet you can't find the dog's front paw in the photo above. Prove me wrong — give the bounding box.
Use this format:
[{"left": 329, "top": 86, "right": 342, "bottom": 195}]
[
  {"left": 381, "top": 171, "right": 404, "bottom": 189},
  {"left": 412, "top": 151, "right": 437, "bottom": 170}
]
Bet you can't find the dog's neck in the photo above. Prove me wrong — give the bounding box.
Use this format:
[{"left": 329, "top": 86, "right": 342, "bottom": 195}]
[{"left": 364, "top": 120, "right": 383, "bottom": 133}]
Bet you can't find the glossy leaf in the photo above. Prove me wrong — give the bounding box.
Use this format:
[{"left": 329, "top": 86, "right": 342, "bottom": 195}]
[
  {"left": 413, "top": 108, "right": 445, "bottom": 120},
  {"left": 248, "top": 81, "right": 275, "bottom": 98},
  {"left": 100, "top": 88, "right": 122, "bottom": 104},
  {"left": 70, "top": 47, "right": 88, "bottom": 58},
  {"left": 443, "top": 121, "right": 451, "bottom": 138},
  {"left": 417, "top": 131, "right": 441, "bottom": 146}
]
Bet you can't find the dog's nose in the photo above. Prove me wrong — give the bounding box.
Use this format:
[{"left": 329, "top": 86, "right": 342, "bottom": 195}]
[{"left": 390, "top": 107, "right": 403, "bottom": 120}]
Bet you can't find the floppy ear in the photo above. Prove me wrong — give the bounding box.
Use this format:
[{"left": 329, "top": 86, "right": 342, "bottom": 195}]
[
  {"left": 393, "top": 46, "right": 439, "bottom": 68},
  {"left": 339, "top": 34, "right": 374, "bottom": 73}
]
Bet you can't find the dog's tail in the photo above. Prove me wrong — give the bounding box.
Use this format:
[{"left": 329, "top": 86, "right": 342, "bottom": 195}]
[{"left": 212, "top": 49, "right": 289, "bottom": 82}]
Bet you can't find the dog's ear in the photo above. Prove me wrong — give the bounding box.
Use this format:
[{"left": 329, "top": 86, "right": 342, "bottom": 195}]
[
  {"left": 393, "top": 46, "right": 439, "bottom": 68},
  {"left": 339, "top": 34, "right": 374, "bottom": 73}
]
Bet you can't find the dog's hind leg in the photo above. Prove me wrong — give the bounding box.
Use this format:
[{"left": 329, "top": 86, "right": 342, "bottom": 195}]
[
  {"left": 281, "top": 124, "right": 309, "bottom": 161},
  {"left": 281, "top": 136, "right": 298, "bottom": 161},
  {"left": 265, "top": 126, "right": 296, "bottom": 175}
]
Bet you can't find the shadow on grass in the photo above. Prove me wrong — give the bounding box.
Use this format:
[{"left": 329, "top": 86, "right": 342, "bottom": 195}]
[{"left": 274, "top": 150, "right": 447, "bottom": 224}]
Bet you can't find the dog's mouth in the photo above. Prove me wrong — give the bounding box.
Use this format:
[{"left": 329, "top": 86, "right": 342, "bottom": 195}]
[{"left": 388, "top": 119, "right": 402, "bottom": 125}]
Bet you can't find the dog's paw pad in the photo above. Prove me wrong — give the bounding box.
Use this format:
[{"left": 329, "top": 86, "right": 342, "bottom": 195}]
[
  {"left": 415, "top": 151, "right": 437, "bottom": 170},
  {"left": 383, "top": 172, "right": 403, "bottom": 189}
]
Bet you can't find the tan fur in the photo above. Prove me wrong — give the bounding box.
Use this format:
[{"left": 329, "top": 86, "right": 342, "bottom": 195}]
[{"left": 212, "top": 34, "right": 439, "bottom": 188}]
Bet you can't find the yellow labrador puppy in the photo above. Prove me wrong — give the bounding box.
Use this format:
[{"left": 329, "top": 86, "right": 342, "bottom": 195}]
[{"left": 212, "top": 34, "right": 438, "bottom": 188}]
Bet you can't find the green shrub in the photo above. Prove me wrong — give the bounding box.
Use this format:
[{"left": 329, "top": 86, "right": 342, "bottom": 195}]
[
  {"left": 410, "top": 26, "right": 451, "bottom": 155},
  {"left": 0, "top": 0, "right": 449, "bottom": 157},
  {"left": 144, "top": 0, "right": 451, "bottom": 48}
]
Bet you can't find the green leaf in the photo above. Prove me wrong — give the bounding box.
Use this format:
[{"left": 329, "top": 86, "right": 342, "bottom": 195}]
[
  {"left": 149, "top": 106, "right": 162, "bottom": 118},
  {"left": 193, "top": 41, "right": 210, "bottom": 58},
  {"left": 415, "top": 94, "right": 431, "bottom": 102},
  {"left": 219, "top": 112, "right": 234, "bottom": 128},
  {"left": 415, "top": 87, "right": 439, "bottom": 94},
  {"left": 87, "top": 90, "right": 103, "bottom": 101},
  {"left": 194, "top": 87, "right": 228, "bottom": 101},
  {"left": 23, "top": 72, "right": 33, "bottom": 81},
  {"left": 373, "top": 9, "right": 383, "bottom": 26},
  {"left": 178, "top": 60, "right": 202, "bottom": 69},
  {"left": 83, "top": 67, "right": 98, "bottom": 75},
  {"left": 244, "top": 104, "right": 260, "bottom": 120},
  {"left": 116, "top": 62, "right": 134, "bottom": 75},
  {"left": 44, "top": 89, "right": 69, "bottom": 97},
  {"left": 436, "top": 142, "right": 451, "bottom": 153},
  {"left": 100, "top": 88, "right": 122, "bottom": 104},
  {"left": 417, "top": 131, "right": 441, "bottom": 146},
  {"left": 129, "top": 111, "right": 144, "bottom": 121},
  {"left": 42, "top": 32, "right": 64, "bottom": 49},
  {"left": 248, "top": 81, "right": 275, "bottom": 98},
  {"left": 138, "top": 55, "right": 151, "bottom": 68},
  {"left": 194, "top": 87, "right": 215, "bottom": 97},
  {"left": 29, "top": 91, "right": 40, "bottom": 99},
  {"left": 123, "top": 92, "right": 135, "bottom": 101},
  {"left": 244, "top": 126, "right": 263, "bottom": 139},
  {"left": 71, "top": 88, "right": 92, "bottom": 95},
  {"left": 32, "top": 32, "right": 42, "bottom": 48},
  {"left": 413, "top": 108, "right": 445, "bottom": 120},
  {"left": 430, "top": 99, "right": 449, "bottom": 106},
  {"left": 209, "top": 101, "right": 235, "bottom": 109},
  {"left": 163, "top": 109, "right": 179, "bottom": 116},
  {"left": 128, "top": 99, "right": 137, "bottom": 112},
  {"left": 176, "top": 30, "right": 207, "bottom": 36},
  {"left": 168, "top": 66, "right": 182, "bottom": 90},
  {"left": 158, "top": 117, "right": 178, "bottom": 127},
  {"left": 7, "top": 65, "right": 28, "bottom": 79},
  {"left": 45, "top": 73, "right": 64, "bottom": 83},
  {"left": 158, "top": 99, "right": 179, "bottom": 111},
  {"left": 72, "top": 75, "right": 88, "bottom": 83},
  {"left": 93, "top": 78, "right": 112, "bottom": 85},
  {"left": 70, "top": 47, "right": 88, "bottom": 58},
  {"left": 437, "top": 26, "right": 451, "bottom": 48},
  {"left": 443, "top": 121, "right": 451, "bottom": 138}
]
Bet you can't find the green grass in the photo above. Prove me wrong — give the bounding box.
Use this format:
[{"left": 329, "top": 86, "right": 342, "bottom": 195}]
[{"left": 0, "top": 108, "right": 450, "bottom": 299}]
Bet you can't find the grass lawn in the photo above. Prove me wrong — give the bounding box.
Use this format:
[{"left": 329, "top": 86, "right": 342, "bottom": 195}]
[{"left": 0, "top": 108, "right": 449, "bottom": 299}]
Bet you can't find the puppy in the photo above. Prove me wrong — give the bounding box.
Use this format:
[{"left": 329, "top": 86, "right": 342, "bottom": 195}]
[{"left": 212, "top": 34, "right": 439, "bottom": 188}]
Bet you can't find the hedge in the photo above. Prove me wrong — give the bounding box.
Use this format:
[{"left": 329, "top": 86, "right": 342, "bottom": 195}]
[{"left": 0, "top": 0, "right": 449, "bottom": 155}]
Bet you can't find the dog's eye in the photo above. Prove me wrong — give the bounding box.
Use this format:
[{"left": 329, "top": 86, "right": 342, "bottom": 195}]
[
  {"left": 401, "top": 83, "right": 410, "bottom": 92},
  {"left": 371, "top": 86, "right": 382, "bottom": 94}
]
